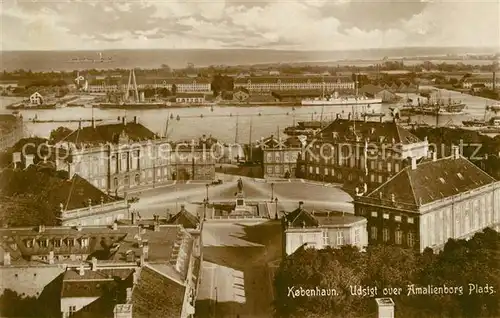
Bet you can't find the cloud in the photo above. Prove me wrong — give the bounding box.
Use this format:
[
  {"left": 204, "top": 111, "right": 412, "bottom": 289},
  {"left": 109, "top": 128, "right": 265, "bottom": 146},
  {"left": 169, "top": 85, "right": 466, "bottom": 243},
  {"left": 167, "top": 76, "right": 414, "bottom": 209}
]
[{"left": 1, "top": 0, "right": 499, "bottom": 51}]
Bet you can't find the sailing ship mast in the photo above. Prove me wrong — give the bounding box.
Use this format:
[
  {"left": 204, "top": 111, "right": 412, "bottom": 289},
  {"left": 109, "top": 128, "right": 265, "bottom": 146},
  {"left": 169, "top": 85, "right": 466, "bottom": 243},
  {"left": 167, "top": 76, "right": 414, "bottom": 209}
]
[
  {"left": 235, "top": 114, "right": 239, "bottom": 144},
  {"left": 248, "top": 116, "right": 253, "bottom": 161}
]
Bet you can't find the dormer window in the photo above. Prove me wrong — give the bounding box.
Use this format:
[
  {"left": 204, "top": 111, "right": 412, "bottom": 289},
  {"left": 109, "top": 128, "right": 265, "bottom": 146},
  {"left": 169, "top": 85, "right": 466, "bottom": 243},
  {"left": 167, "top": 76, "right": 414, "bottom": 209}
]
[
  {"left": 39, "top": 239, "right": 48, "bottom": 248},
  {"left": 457, "top": 173, "right": 464, "bottom": 180},
  {"left": 67, "top": 239, "right": 75, "bottom": 247},
  {"left": 26, "top": 239, "right": 33, "bottom": 248},
  {"left": 54, "top": 239, "right": 61, "bottom": 248}
]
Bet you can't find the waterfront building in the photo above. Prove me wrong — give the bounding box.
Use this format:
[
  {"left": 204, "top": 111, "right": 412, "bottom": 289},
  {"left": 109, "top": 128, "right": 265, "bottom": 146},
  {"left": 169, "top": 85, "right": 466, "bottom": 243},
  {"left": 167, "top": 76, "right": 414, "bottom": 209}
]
[
  {"left": 358, "top": 84, "right": 402, "bottom": 103},
  {"left": 29, "top": 92, "right": 44, "bottom": 105},
  {"left": 233, "top": 87, "right": 250, "bottom": 102},
  {"left": 175, "top": 93, "right": 206, "bottom": 104},
  {"left": 282, "top": 201, "right": 368, "bottom": 256},
  {"left": 298, "top": 117, "right": 428, "bottom": 190},
  {"left": 463, "top": 74, "right": 499, "bottom": 90},
  {"left": 0, "top": 114, "right": 24, "bottom": 151},
  {"left": 354, "top": 147, "right": 500, "bottom": 252},
  {"left": 234, "top": 76, "right": 355, "bottom": 93},
  {"left": 87, "top": 77, "right": 212, "bottom": 94},
  {"left": 0, "top": 221, "right": 201, "bottom": 318},
  {"left": 260, "top": 135, "right": 302, "bottom": 178}
]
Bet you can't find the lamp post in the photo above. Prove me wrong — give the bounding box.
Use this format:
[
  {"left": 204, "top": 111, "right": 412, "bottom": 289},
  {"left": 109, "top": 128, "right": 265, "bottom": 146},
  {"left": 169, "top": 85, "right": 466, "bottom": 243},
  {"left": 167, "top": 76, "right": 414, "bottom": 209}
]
[
  {"left": 270, "top": 182, "right": 274, "bottom": 202},
  {"left": 213, "top": 287, "right": 218, "bottom": 317},
  {"left": 203, "top": 198, "right": 208, "bottom": 221},
  {"left": 205, "top": 183, "right": 209, "bottom": 202},
  {"left": 274, "top": 197, "right": 279, "bottom": 220}
]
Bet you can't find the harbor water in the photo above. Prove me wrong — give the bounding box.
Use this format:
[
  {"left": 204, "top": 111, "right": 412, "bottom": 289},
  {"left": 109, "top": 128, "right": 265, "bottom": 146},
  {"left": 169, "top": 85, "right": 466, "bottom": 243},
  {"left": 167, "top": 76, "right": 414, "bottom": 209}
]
[{"left": 1, "top": 88, "right": 498, "bottom": 143}]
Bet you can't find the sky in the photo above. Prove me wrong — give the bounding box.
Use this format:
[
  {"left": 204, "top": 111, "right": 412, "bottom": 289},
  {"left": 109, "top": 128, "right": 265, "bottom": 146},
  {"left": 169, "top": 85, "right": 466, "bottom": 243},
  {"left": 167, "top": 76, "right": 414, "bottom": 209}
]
[{"left": 1, "top": 0, "right": 499, "bottom": 51}]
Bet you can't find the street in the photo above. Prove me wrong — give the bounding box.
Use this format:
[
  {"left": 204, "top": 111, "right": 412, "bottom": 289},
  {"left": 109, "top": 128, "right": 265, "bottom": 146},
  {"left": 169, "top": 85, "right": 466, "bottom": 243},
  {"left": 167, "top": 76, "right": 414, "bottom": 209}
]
[{"left": 196, "top": 221, "right": 281, "bottom": 318}]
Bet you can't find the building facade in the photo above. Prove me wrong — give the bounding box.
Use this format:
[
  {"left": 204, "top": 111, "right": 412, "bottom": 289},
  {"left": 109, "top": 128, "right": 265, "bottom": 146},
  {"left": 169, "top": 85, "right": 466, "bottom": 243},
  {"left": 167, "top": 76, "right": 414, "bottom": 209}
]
[
  {"left": 170, "top": 137, "right": 217, "bottom": 181},
  {"left": 463, "top": 74, "right": 499, "bottom": 90},
  {"left": 29, "top": 92, "right": 44, "bottom": 105},
  {"left": 282, "top": 202, "right": 368, "bottom": 256},
  {"left": 298, "top": 117, "right": 429, "bottom": 190},
  {"left": 87, "top": 77, "right": 212, "bottom": 94},
  {"left": 54, "top": 117, "right": 171, "bottom": 195},
  {"left": 234, "top": 76, "right": 355, "bottom": 93},
  {"left": 175, "top": 93, "right": 206, "bottom": 104},
  {"left": 260, "top": 135, "right": 302, "bottom": 178},
  {"left": 354, "top": 147, "right": 500, "bottom": 252}
]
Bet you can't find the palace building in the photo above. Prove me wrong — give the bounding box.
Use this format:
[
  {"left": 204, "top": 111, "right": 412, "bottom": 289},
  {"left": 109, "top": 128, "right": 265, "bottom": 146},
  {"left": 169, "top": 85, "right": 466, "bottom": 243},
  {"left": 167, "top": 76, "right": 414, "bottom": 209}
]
[
  {"left": 52, "top": 117, "right": 216, "bottom": 196},
  {"left": 298, "top": 117, "right": 429, "bottom": 190},
  {"left": 260, "top": 135, "right": 302, "bottom": 179},
  {"left": 354, "top": 147, "right": 500, "bottom": 252}
]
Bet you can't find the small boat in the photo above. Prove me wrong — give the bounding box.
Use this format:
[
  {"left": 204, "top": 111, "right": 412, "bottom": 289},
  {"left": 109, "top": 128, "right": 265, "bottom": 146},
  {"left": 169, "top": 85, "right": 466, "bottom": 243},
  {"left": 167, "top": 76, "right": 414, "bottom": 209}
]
[
  {"left": 462, "top": 119, "right": 488, "bottom": 127},
  {"left": 176, "top": 115, "right": 180, "bottom": 121}
]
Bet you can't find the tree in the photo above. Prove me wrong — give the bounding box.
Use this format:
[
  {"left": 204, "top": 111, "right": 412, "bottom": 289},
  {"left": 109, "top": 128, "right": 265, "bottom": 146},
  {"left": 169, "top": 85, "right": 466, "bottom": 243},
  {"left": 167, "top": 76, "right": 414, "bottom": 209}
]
[
  {"left": 0, "top": 289, "right": 40, "bottom": 317},
  {"left": 50, "top": 127, "right": 73, "bottom": 143},
  {"left": 171, "top": 84, "right": 177, "bottom": 96}
]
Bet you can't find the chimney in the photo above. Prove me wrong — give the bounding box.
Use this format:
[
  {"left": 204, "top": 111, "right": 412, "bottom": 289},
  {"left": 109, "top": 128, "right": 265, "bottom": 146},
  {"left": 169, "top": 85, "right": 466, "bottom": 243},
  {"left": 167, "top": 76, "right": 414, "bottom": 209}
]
[
  {"left": 91, "top": 257, "right": 97, "bottom": 271},
  {"left": 133, "top": 116, "right": 138, "bottom": 124},
  {"left": 336, "top": 113, "right": 340, "bottom": 119},
  {"left": 298, "top": 201, "right": 304, "bottom": 209},
  {"left": 3, "top": 252, "right": 11, "bottom": 266},
  {"left": 133, "top": 270, "right": 139, "bottom": 285},
  {"left": 348, "top": 112, "right": 351, "bottom": 120},
  {"left": 48, "top": 251, "right": 54, "bottom": 264},
  {"left": 78, "top": 120, "right": 82, "bottom": 130},
  {"left": 78, "top": 264, "right": 85, "bottom": 276},
  {"left": 380, "top": 115, "right": 383, "bottom": 123},
  {"left": 364, "top": 114, "right": 367, "bottom": 122},
  {"left": 411, "top": 157, "right": 417, "bottom": 170},
  {"left": 391, "top": 193, "right": 395, "bottom": 203},
  {"left": 375, "top": 298, "right": 395, "bottom": 318},
  {"left": 112, "top": 221, "right": 118, "bottom": 230},
  {"left": 38, "top": 225, "right": 45, "bottom": 233},
  {"left": 451, "top": 145, "right": 460, "bottom": 159},
  {"left": 91, "top": 117, "right": 95, "bottom": 129},
  {"left": 87, "top": 198, "right": 92, "bottom": 207},
  {"left": 131, "top": 211, "right": 136, "bottom": 225},
  {"left": 76, "top": 224, "right": 83, "bottom": 231},
  {"left": 122, "top": 116, "right": 126, "bottom": 126},
  {"left": 139, "top": 254, "right": 145, "bottom": 267},
  {"left": 113, "top": 304, "right": 133, "bottom": 318},
  {"left": 126, "top": 288, "right": 132, "bottom": 303},
  {"left": 153, "top": 215, "right": 160, "bottom": 232},
  {"left": 379, "top": 192, "right": 383, "bottom": 200},
  {"left": 432, "top": 151, "right": 437, "bottom": 162}
]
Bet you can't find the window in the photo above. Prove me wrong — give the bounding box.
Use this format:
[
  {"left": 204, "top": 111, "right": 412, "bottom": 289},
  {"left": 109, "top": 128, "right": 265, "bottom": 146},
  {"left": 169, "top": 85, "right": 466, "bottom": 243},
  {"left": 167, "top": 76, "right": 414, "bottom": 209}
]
[
  {"left": 40, "top": 240, "right": 47, "bottom": 248},
  {"left": 26, "top": 240, "right": 33, "bottom": 248},
  {"left": 322, "top": 231, "right": 328, "bottom": 245},
  {"left": 370, "top": 174, "right": 375, "bottom": 182},
  {"left": 69, "top": 306, "right": 76, "bottom": 314},
  {"left": 114, "top": 178, "right": 118, "bottom": 187},
  {"left": 354, "top": 229, "right": 360, "bottom": 244},
  {"left": 124, "top": 176, "right": 129, "bottom": 187},
  {"left": 383, "top": 228, "right": 389, "bottom": 242},
  {"left": 54, "top": 239, "right": 61, "bottom": 248},
  {"left": 383, "top": 213, "right": 389, "bottom": 220},
  {"left": 394, "top": 163, "right": 400, "bottom": 172},
  {"left": 371, "top": 226, "right": 377, "bottom": 239},
  {"left": 395, "top": 216, "right": 402, "bottom": 222},
  {"left": 336, "top": 231, "right": 344, "bottom": 245},
  {"left": 68, "top": 239, "right": 75, "bottom": 247},
  {"left": 267, "top": 166, "right": 273, "bottom": 174},
  {"left": 324, "top": 168, "right": 328, "bottom": 175},
  {"left": 315, "top": 167, "right": 319, "bottom": 174},
  {"left": 407, "top": 232, "right": 415, "bottom": 247},
  {"left": 81, "top": 238, "right": 89, "bottom": 248},
  {"left": 395, "top": 230, "right": 403, "bottom": 245},
  {"left": 135, "top": 174, "right": 140, "bottom": 185},
  {"left": 387, "top": 162, "right": 392, "bottom": 172},
  {"left": 371, "top": 211, "right": 378, "bottom": 217},
  {"left": 407, "top": 217, "right": 414, "bottom": 224}
]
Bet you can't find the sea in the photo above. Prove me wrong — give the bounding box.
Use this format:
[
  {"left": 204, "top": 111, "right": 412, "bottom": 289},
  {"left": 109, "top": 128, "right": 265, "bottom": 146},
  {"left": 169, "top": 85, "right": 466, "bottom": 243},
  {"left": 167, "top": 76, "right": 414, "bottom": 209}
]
[
  {"left": 1, "top": 87, "right": 498, "bottom": 144},
  {"left": 0, "top": 48, "right": 496, "bottom": 72}
]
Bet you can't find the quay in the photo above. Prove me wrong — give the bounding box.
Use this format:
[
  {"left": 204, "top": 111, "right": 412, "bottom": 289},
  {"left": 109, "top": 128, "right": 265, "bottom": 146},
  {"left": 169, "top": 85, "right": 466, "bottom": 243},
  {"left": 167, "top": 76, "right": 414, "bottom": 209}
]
[{"left": 28, "top": 118, "right": 104, "bottom": 124}]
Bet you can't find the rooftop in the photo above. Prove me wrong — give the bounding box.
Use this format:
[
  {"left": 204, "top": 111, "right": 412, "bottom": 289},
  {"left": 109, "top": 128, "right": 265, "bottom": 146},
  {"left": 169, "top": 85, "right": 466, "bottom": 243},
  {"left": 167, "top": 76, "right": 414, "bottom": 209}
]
[
  {"left": 0, "top": 224, "right": 193, "bottom": 278},
  {"left": 54, "top": 118, "right": 157, "bottom": 146},
  {"left": 259, "top": 135, "right": 302, "bottom": 149},
  {"left": 362, "top": 155, "right": 497, "bottom": 208},
  {"left": 284, "top": 204, "right": 363, "bottom": 228},
  {"left": 234, "top": 76, "right": 353, "bottom": 84},
  {"left": 0, "top": 166, "right": 118, "bottom": 212},
  {"left": 318, "top": 118, "right": 422, "bottom": 145},
  {"left": 132, "top": 266, "right": 185, "bottom": 318}
]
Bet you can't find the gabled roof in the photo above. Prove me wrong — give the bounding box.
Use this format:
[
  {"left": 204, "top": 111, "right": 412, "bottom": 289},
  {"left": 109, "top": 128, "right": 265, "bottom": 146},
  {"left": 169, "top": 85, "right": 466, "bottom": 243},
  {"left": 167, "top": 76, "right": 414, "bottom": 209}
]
[
  {"left": 0, "top": 167, "right": 118, "bottom": 211},
  {"left": 132, "top": 266, "right": 185, "bottom": 318},
  {"left": 318, "top": 118, "right": 422, "bottom": 144},
  {"left": 58, "top": 121, "right": 157, "bottom": 145},
  {"left": 359, "top": 84, "right": 383, "bottom": 95},
  {"left": 363, "top": 156, "right": 497, "bottom": 208},
  {"left": 260, "top": 135, "right": 302, "bottom": 149},
  {"left": 168, "top": 205, "right": 199, "bottom": 229},
  {"left": 284, "top": 206, "right": 318, "bottom": 227}
]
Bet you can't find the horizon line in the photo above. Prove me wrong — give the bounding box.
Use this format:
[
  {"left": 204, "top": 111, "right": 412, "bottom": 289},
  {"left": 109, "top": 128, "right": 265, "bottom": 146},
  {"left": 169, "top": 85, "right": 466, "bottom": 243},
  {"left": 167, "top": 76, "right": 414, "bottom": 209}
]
[{"left": 2, "top": 45, "right": 500, "bottom": 53}]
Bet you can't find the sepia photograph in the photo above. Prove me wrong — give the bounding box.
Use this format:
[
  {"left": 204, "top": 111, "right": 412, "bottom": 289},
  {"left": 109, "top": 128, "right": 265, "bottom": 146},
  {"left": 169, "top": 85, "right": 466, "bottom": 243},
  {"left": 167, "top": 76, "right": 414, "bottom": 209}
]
[{"left": 0, "top": 0, "right": 499, "bottom": 317}]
